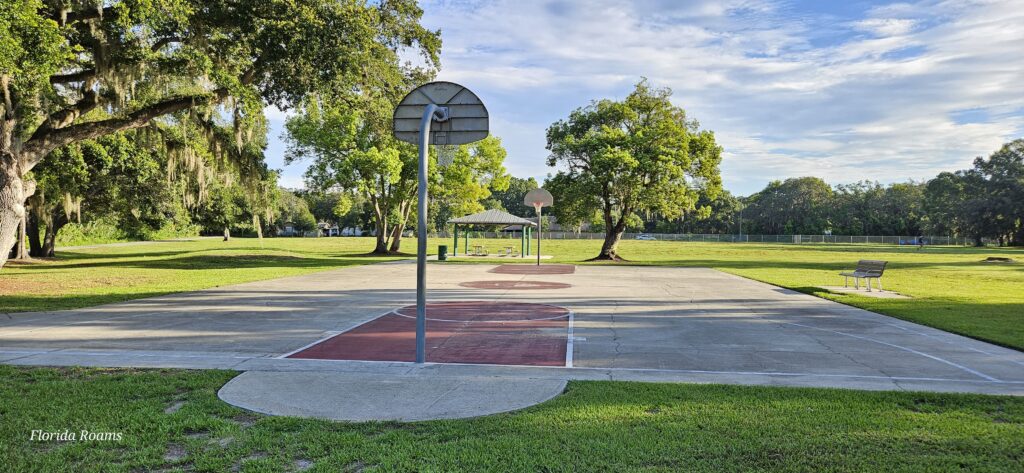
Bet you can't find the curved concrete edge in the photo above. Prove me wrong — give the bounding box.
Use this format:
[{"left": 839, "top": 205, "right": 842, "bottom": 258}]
[{"left": 218, "top": 370, "right": 567, "bottom": 422}]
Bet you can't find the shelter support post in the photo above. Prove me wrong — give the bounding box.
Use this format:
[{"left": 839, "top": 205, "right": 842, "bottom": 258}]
[
  {"left": 453, "top": 225, "right": 458, "bottom": 256},
  {"left": 520, "top": 227, "right": 525, "bottom": 257}
]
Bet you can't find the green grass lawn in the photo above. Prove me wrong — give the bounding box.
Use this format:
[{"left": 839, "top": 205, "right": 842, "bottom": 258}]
[
  {"left": 0, "top": 237, "right": 404, "bottom": 313},
  {"left": 1, "top": 366, "right": 1021, "bottom": 472}
]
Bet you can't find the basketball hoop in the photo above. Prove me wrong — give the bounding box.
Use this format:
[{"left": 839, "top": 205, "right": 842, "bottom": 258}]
[
  {"left": 437, "top": 144, "right": 458, "bottom": 167},
  {"left": 523, "top": 188, "right": 554, "bottom": 266},
  {"left": 524, "top": 188, "right": 553, "bottom": 212},
  {"left": 392, "top": 81, "right": 489, "bottom": 364}
]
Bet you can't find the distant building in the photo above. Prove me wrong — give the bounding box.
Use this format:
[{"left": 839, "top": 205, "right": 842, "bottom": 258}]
[
  {"left": 318, "top": 222, "right": 340, "bottom": 237},
  {"left": 279, "top": 221, "right": 298, "bottom": 237}
]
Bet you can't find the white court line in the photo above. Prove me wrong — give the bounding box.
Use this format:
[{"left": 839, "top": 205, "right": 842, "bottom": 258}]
[
  {"left": 565, "top": 310, "right": 575, "bottom": 368},
  {"left": 391, "top": 311, "right": 571, "bottom": 323},
  {"left": 784, "top": 322, "right": 1001, "bottom": 382},
  {"left": 884, "top": 322, "right": 1024, "bottom": 368},
  {"left": 392, "top": 302, "right": 571, "bottom": 323},
  {"left": 238, "top": 357, "right": 1024, "bottom": 385},
  {"left": 5, "top": 347, "right": 1024, "bottom": 385},
  {"left": 276, "top": 307, "right": 403, "bottom": 359}
]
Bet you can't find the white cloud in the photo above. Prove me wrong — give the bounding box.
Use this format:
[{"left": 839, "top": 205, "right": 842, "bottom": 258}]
[
  {"left": 852, "top": 18, "right": 917, "bottom": 37},
  {"left": 269, "top": 0, "right": 1024, "bottom": 195},
  {"left": 410, "top": 0, "right": 1024, "bottom": 195}
]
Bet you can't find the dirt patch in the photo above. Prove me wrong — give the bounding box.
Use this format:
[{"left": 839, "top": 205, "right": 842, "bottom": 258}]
[
  {"left": 982, "top": 256, "right": 1015, "bottom": 263},
  {"left": 229, "top": 414, "right": 259, "bottom": 428},
  {"left": 232, "top": 452, "right": 269, "bottom": 472},
  {"left": 0, "top": 277, "right": 63, "bottom": 294},
  {"left": 294, "top": 459, "right": 315, "bottom": 471},
  {"left": 184, "top": 431, "right": 208, "bottom": 440},
  {"left": 343, "top": 461, "right": 368, "bottom": 472},
  {"left": 163, "top": 444, "right": 187, "bottom": 462},
  {"left": 164, "top": 401, "right": 186, "bottom": 414}
]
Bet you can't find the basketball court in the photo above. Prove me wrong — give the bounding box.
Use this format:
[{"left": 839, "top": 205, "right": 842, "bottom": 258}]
[
  {"left": 2, "top": 260, "right": 1022, "bottom": 392},
  {"left": 285, "top": 301, "right": 571, "bottom": 366},
  {"left": 3, "top": 259, "right": 1024, "bottom": 420}
]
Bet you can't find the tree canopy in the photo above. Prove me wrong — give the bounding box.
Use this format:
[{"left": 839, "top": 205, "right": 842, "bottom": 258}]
[
  {"left": 0, "top": 0, "right": 439, "bottom": 268},
  {"left": 286, "top": 91, "right": 509, "bottom": 253},
  {"left": 545, "top": 79, "right": 723, "bottom": 260}
]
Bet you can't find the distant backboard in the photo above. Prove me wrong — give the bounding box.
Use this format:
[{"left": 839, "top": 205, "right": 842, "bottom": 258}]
[
  {"left": 524, "top": 188, "right": 553, "bottom": 211},
  {"left": 393, "top": 81, "right": 489, "bottom": 146}
]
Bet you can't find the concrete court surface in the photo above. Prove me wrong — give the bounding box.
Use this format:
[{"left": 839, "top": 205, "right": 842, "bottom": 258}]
[{"left": 3, "top": 261, "right": 1024, "bottom": 421}]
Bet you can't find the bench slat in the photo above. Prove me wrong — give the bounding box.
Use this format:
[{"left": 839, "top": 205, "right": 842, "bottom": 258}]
[{"left": 841, "top": 260, "right": 887, "bottom": 278}]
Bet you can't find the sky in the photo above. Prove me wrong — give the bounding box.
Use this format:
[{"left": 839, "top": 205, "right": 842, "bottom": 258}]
[{"left": 264, "top": 0, "right": 1024, "bottom": 196}]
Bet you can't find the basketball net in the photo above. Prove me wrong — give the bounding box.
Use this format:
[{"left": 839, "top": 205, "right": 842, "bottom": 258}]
[{"left": 437, "top": 144, "right": 458, "bottom": 167}]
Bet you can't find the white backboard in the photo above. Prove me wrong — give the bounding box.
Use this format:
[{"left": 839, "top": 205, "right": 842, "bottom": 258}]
[
  {"left": 393, "top": 81, "right": 489, "bottom": 146},
  {"left": 524, "top": 188, "right": 553, "bottom": 209}
]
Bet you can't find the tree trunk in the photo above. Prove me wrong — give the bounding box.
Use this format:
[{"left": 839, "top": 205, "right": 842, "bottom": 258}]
[
  {"left": 388, "top": 202, "right": 413, "bottom": 254},
  {"left": 590, "top": 198, "right": 627, "bottom": 261},
  {"left": 42, "top": 215, "right": 62, "bottom": 258},
  {"left": 223, "top": 226, "right": 231, "bottom": 241},
  {"left": 26, "top": 211, "right": 42, "bottom": 257},
  {"left": 39, "top": 208, "right": 67, "bottom": 258},
  {"left": 0, "top": 154, "right": 26, "bottom": 269},
  {"left": 373, "top": 224, "right": 389, "bottom": 254},
  {"left": 14, "top": 212, "right": 28, "bottom": 260},
  {"left": 389, "top": 223, "right": 404, "bottom": 253},
  {"left": 594, "top": 225, "right": 626, "bottom": 261}
]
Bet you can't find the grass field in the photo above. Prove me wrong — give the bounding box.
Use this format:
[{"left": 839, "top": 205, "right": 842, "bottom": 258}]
[
  {"left": 2, "top": 236, "right": 1021, "bottom": 351},
  {"left": 1, "top": 365, "right": 1022, "bottom": 472},
  {"left": 0, "top": 237, "right": 404, "bottom": 313}
]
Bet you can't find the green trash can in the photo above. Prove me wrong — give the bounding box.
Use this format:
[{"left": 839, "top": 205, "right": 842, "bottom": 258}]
[{"left": 438, "top": 245, "right": 449, "bottom": 261}]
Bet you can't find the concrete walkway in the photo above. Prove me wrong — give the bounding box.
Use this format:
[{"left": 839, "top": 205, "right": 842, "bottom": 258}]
[{"left": 3, "top": 261, "right": 1024, "bottom": 421}]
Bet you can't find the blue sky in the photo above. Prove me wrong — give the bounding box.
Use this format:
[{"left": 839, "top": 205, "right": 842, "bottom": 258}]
[{"left": 265, "top": 0, "right": 1024, "bottom": 196}]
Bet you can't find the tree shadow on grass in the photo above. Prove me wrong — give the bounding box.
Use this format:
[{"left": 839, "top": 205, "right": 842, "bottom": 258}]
[
  {"left": 0, "top": 291, "right": 177, "bottom": 314},
  {"left": 14, "top": 254, "right": 402, "bottom": 272}
]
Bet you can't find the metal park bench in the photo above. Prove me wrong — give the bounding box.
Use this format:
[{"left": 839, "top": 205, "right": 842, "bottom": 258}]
[{"left": 840, "top": 260, "right": 887, "bottom": 291}]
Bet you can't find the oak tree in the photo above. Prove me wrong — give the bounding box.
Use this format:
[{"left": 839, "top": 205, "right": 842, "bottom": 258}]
[
  {"left": 0, "top": 0, "right": 439, "bottom": 268},
  {"left": 545, "top": 80, "right": 723, "bottom": 260}
]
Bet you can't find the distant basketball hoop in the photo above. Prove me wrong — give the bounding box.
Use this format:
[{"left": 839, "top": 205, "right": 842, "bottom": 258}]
[
  {"left": 393, "top": 81, "right": 489, "bottom": 364},
  {"left": 524, "top": 188, "right": 553, "bottom": 266},
  {"left": 524, "top": 188, "right": 553, "bottom": 213}
]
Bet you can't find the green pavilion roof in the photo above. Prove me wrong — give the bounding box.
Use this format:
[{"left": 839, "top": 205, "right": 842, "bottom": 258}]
[{"left": 448, "top": 209, "right": 537, "bottom": 227}]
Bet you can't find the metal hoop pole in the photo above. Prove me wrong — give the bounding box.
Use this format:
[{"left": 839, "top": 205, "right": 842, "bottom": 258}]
[
  {"left": 536, "top": 206, "right": 542, "bottom": 266},
  {"left": 415, "top": 103, "right": 437, "bottom": 364}
]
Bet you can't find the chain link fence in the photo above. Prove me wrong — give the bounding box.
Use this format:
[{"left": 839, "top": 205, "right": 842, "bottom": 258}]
[{"left": 430, "top": 231, "right": 969, "bottom": 246}]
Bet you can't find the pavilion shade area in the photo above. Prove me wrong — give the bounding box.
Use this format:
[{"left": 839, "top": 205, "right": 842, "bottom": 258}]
[{"left": 449, "top": 210, "right": 537, "bottom": 256}]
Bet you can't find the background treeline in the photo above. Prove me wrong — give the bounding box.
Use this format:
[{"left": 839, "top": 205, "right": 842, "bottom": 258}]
[
  {"left": 25, "top": 134, "right": 1024, "bottom": 250},
  {"left": 607, "top": 140, "right": 1024, "bottom": 246}
]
